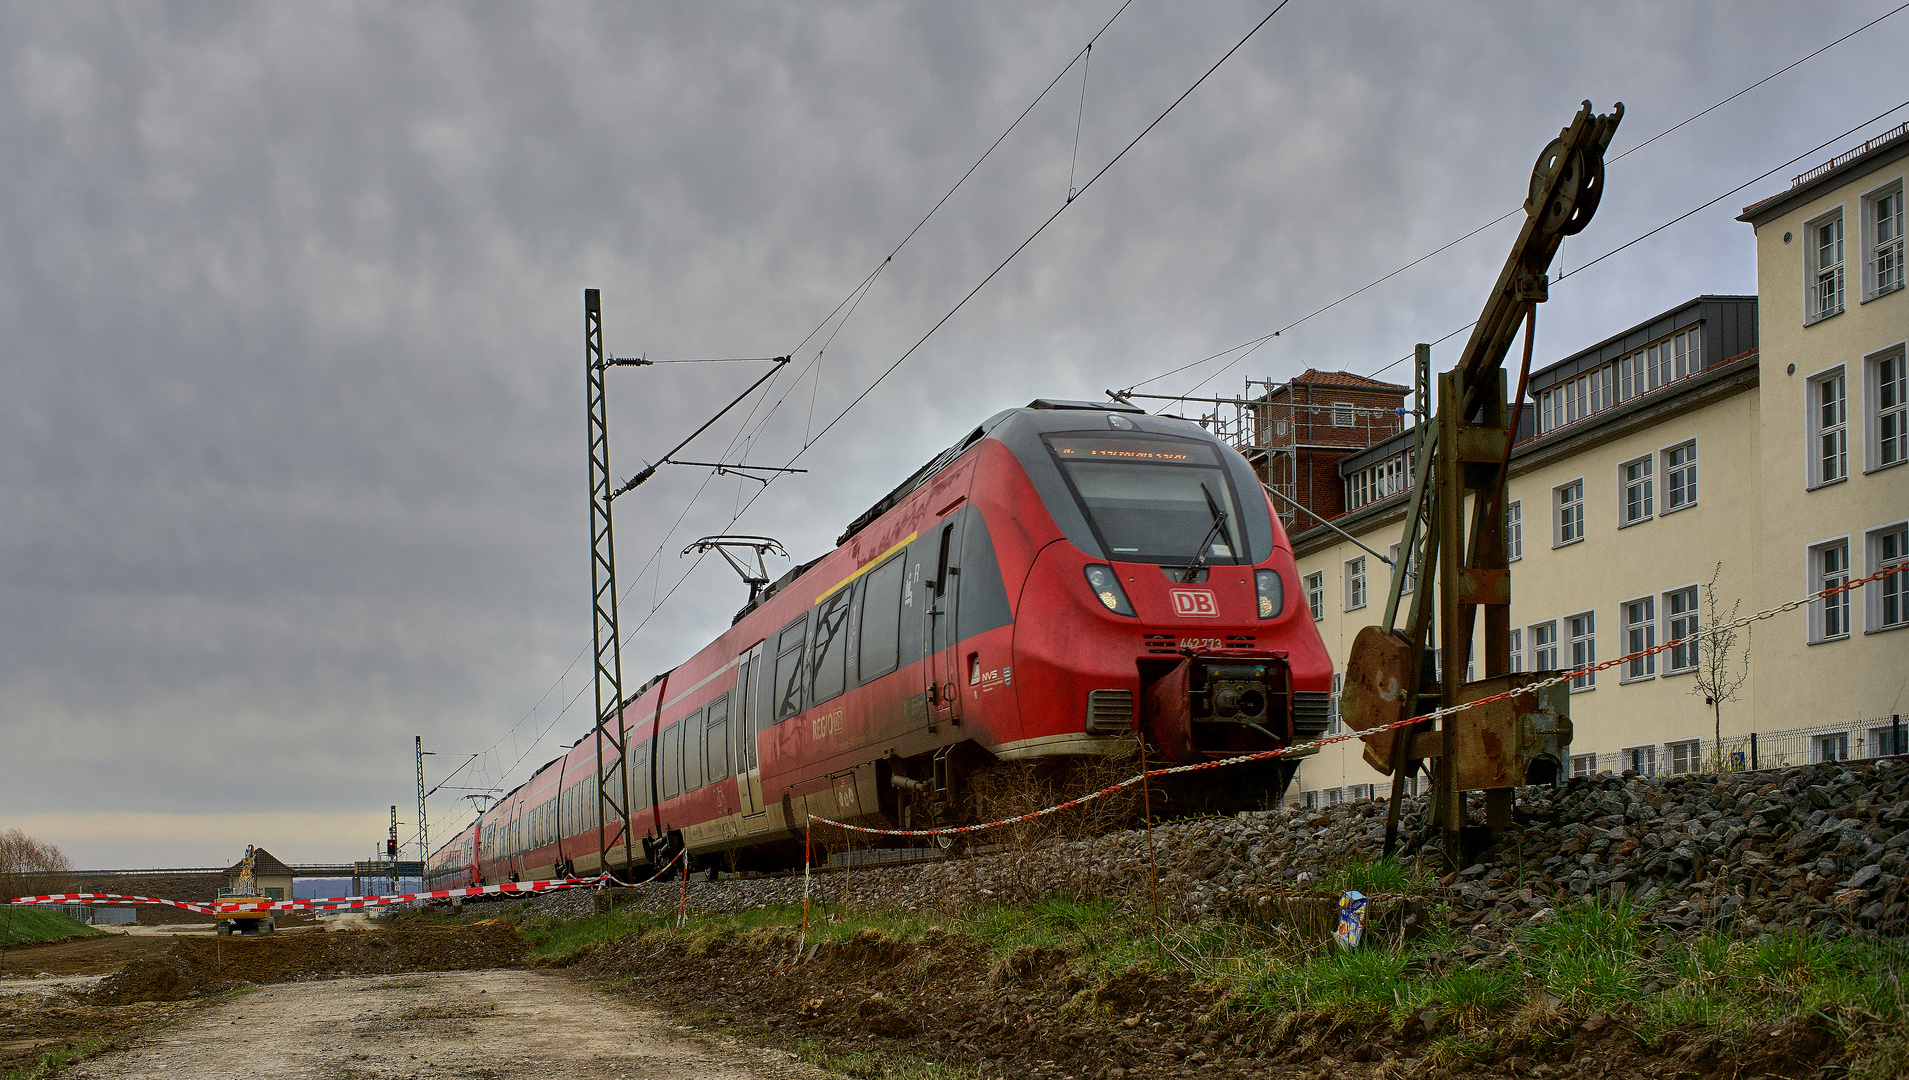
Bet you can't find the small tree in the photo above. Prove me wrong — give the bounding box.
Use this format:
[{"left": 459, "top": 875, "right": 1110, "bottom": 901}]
[
  {"left": 0, "top": 829, "right": 74, "bottom": 903},
  {"left": 1690, "top": 562, "right": 1751, "bottom": 759}
]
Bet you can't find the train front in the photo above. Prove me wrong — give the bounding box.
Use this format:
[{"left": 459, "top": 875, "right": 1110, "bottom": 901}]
[{"left": 991, "top": 403, "right": 1333, "bottom": 807}]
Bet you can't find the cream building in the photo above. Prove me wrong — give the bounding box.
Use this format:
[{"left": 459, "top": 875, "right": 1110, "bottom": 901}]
[{"left": 1277, "top": 123, "right": 1908, "bottom": 805}]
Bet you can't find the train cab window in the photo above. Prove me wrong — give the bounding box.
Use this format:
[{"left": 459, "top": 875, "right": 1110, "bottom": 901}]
[
  {"left": 684, "top": 709, "right": 707, "bottom": 791},
  {"left": 659, "top": 723, "right": 683, "bottom": 801},
  {"left": 1044, "top": 433, "right": 1243, "bottom": 566},
  {"left": 706, "top": 695, "right": 732, "bottom": 780},
  {"left": 810, "top": 589, "right": 853, "bottom": 704},
  {"left": 774, "top": 616, "right": 808, "bottom": 720},
  {"left": 857, "top": 553, "right": 906, "bottom": 681}
]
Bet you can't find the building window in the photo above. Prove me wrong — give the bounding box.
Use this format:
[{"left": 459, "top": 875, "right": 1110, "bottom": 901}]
[
  {"left": 1623, "top": 597, "right": 1655, "bottom": 681},
  {"left": 1868, "top": 522, "right": 1908, "bottom": 632},
  {"left": 1813, "top": 731, "right": 1850, "bottom": 764},
  {"left": 1509, "top": 627, "right": 1523, "bottom": 673},
  {"left": 1327, "top": 673, "right": 1343, "bottom": 733},
  {"left": 1620, "top": 456, "right": 1653, "bottom": 526},
  {"left": 1869, "top": 721, "right": 1908, "bottom": 758},
  {"left": 1567, "top": 611, "right": 1596, "bottom": 690},
  {"left": 1811, "top": 539, "right": 1852, "bottom": 642},
  {"left": 1332, "top": 402, "right": 1355, "bottom": 427},
  {"left": 1668, "top": 739, "right": 1701, "bottom": 775},
  {"left": 1808, "top": 209, "right": 1845, "bottom": 323},
  {"left": 1621, "top": 745, "right": 1657, "bottom": 777},
  {"left": 1507, "top": 500, "right": 1522, "bottom": 561},
  {"left": 1809, "top": 369, "right": 1848, "bottom": 487},
  {"left": 1304, "top": 571, "right": 1325, "bottom": 622},
  {"left": 1389, "top": 543, "right": 1418, "bottom": 594},
  {"left": 1570, "top": 752, "right": 1597, "bottom": 779},
  {"left": 1554, "top": 479, "right": 1585, "bottom": 546},
  {"left": 1864, "top": 181, "right": 1904, "bottom": 300},
  {"left": 1531, "top": 621, "right": 1558, "bottom": 671},
  {"left": 1665, "top": 586, "right": 1700, "bottom": 673},
  {"left": 1662, "top": 441, "right": 1697, "bottom": 512},
  {"left": 1326, "top": 787, "right": 1345, "bottom": 806},
  {"left": 1344, "top": 556, "right": 1367, "bottom": 612},
  {"left": 1869, "top": 346, "right": 1906, "bottom": 471}
]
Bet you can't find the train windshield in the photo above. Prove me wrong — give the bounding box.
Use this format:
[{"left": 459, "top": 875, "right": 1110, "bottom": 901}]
[{"left": 1045, "top": 433, "right": 1244, "bottom": 565}]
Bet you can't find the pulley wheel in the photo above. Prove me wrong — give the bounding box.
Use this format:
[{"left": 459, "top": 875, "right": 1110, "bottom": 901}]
[{"left": 1527, "top": 137, "right": 1583, "bottom": 236}]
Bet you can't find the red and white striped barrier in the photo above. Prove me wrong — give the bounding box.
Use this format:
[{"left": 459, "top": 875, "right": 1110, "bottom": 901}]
[{"left": 9, "top": 875, "right": 607, "bottom": 915}]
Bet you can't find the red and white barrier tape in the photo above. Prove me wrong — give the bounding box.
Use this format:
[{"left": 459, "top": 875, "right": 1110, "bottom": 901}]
[
  {"left": 11, "top": 875, "right": 608, "bottom": 914},
  {"left": 811, "top": 562, "right": 1907, "bottom": 839}
]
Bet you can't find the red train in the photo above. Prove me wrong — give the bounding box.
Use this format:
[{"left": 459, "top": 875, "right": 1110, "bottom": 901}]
[{"left": 428, "top": 399, "right": 1333, "bottom": 886}]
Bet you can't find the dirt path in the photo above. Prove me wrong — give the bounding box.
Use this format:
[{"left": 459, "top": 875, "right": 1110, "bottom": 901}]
[
  {"left": 62, "top": 968, "right": 838, "bottom": 1080},
  {"left": 0, "top": 934, "right": 171, "bottom": 977}
]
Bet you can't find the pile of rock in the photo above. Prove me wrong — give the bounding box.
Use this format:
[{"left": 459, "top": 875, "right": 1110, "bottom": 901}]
[{"left": 514, "top": 757, "right": 1908, "bottom": 939}]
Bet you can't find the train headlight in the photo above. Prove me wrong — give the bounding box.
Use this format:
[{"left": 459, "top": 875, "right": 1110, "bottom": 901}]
[
  {"left": 1255, "top": 569, "right": 1284, "bottom": 619},
  {"left": 1083, "top": 565, "right": 1135, "bottom": 616}
]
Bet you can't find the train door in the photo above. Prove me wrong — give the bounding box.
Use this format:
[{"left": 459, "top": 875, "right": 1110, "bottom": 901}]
[
  {"left": 735, "top": 643, "right": 767, "bottom": 817},
  {"left": 926, "top": 514, "right": 965, "bottom": 728}
]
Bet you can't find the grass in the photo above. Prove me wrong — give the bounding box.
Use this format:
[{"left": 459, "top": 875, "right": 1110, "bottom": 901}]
[
  {"left": 0, "top": 1037, "right": 113, "bottom": 1080},
  {"left": 793, "top": 1039, "right": 984, "bottom": 1079},
  {"left": 0, "top": 908, "right": 105, "bottom": 946}
]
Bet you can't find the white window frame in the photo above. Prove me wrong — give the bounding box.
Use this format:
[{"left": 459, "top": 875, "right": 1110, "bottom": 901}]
[
  {"left": 1507, "top": 500, "right": 1523, "bottom": 561},
  {"left": 1865, "top": 519, "right": 1909, "bottom": 634},
  {"left": 1866, "top": 343, "right": 1907, "bottom": 473},
  {"left": 1667, "top": 739, "right": 1701, "bottom": 776},
  {"left": 1509, "top": 627, "right": 1523, "bottom": 674},
  {"left": 1619, "top": 454, "right": 1653, "bottom": 527},
  {"left": 1868, "top": 722, "right": 1907, "bottom": 758},
  {"left": 1344, "top": 555, "right": 1367, "bottom": 612},
  {"left": 1620, "top": 744, "right": 1657, "bottom": 778},
  {"left": 1664, "top": 584, "right": 1700, "bottom": 674},
  {"left": 1661, "top": 439, "right": 1697, "bottom": 513},
  {"left": 1304, "top": 570, "right": 1325, "bottom": 622},
  {"left": 1388, "top": 542, "right": 1418, "bottom": 594},
  {"left": 1553, "top": 478, "right": 1585, "bottom": 547},
  {"left": 1812, "top": 730, "right": 1851, "bottom": 764},
  {"left": 1331, "top": 401, "right": 1355, "bottom": 428},
  {"left": 1808, "top": 536, "right": 1853, "bottom": 643},
  {"left": 1621, "top": 596, "right": 1656, "bottom": 683},
  {"left": 1567, "top": 610, "right": 1596, "bottom": 691},
  {"left": 1807, "top": 366, "right": 1849, "bottom": 488},
  {"left": 1861, "top": 176, "right": 1904, "bottom": 302},
  {"left": 1805, "top": 206, "right": 1846, "bottom": 324},
  {"left": 1570, "top": 752, "right": 1597, "bottom": 779},
  {"left": 1530, "top": 620, "right": 1558, "bottom": 672}
]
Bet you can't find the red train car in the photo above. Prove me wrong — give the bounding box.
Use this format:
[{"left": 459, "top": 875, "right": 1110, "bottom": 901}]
[
  {"left": 423, "top": 819, "right": 480, "bottom": 891},
  {"left": 476, "top": 400, "right": 1333, "bottom": 880}
]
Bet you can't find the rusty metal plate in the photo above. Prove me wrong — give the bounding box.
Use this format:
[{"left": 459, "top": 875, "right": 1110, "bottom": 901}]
[
  {"left": 1340, "top": 625, "right": 1414, "bottom": 774},
  {"left": 1448, "top": 674, "right": 1573, "bottom": 791}
]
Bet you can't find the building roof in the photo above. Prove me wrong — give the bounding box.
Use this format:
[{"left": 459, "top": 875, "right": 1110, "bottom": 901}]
[
  {"left": 1278, "top": 369, "right": 1409, "bottom": 392},
  {"left": 1738, "top": 121, "right": 1909, "bottom": 223},
  {"left": 225, "top": 848, "right": 293, "bottom": 878}
]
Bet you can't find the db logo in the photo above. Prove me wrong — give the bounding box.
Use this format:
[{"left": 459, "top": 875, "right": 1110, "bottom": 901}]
[{"left": 1169, "top": 589, "right": 1219, "bottom": 618}]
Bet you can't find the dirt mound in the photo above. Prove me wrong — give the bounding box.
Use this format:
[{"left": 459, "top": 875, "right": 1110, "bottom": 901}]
[{"left": 86, "top": 922, "right": 528, "bottom": 1004}]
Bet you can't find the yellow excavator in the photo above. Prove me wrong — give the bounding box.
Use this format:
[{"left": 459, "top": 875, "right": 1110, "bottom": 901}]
[{"left": 214, "top": 845, "right": 277, "bottom": 936}]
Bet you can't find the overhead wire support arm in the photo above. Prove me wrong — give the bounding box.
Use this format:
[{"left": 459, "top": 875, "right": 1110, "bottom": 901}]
[{"left": 608, "top": 356, "right": 792, "bottom": 500}]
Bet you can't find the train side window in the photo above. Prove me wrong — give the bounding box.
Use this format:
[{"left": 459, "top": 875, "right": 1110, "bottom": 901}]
[
  {"left": 857, "top": 553, "right": 906, "bottom": 681},
  {"left": 810, "top": 589, "right": 853, "bottom": 704},
  {"left": 659, "top": 723, "right": 682, "bottom": 801},
  {"left": 774, "top": 616, "right": 808, "bottom": 720},
  {"left": 633, "top": 740, "right": 652, "bottom": 809},
  {"left": 706, "top": 694, "right": 731, "bottom": 780},
  {"left": 685, "top": 709, "right": 707, "bottom": 791}
]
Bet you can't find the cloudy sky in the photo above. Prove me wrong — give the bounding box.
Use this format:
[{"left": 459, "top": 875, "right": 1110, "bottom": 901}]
[{"left": 4, "top": 1, "right": 1904, "bottom": 870}]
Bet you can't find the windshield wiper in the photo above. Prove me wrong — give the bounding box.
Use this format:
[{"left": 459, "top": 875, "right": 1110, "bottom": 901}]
[{"left": 1180, "top": 483, "right": 1232, "bottom": 583}]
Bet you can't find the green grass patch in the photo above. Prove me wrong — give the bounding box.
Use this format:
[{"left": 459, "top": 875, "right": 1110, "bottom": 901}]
[
  {"left": 793, "top": 1038, "right": 983, "bottom": 1079},
  {"left": 1318, "top": 856, "right": 1435, "bottom": 897},
  {"left": 0, "top": 1036, "right": 113, "bottom": 1080},
  {"left": 0, "top": 908, "right": 106, "bottom": 946}
]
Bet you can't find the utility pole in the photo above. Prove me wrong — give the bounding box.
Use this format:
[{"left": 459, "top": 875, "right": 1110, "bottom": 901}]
[
  {"left": 387, "top": 805, "right": 399, "bottom": 893},
  {"left": 585, "top": 288, "right": 636, "bottom": 878},
  {"left": 415, "top": 737, "right": 432, "bottom": 878}
]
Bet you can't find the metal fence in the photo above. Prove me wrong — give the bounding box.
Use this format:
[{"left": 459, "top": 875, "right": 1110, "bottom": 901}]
[{"left": 1573, "top": 715, "right": 1908, "bottom": 779}]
